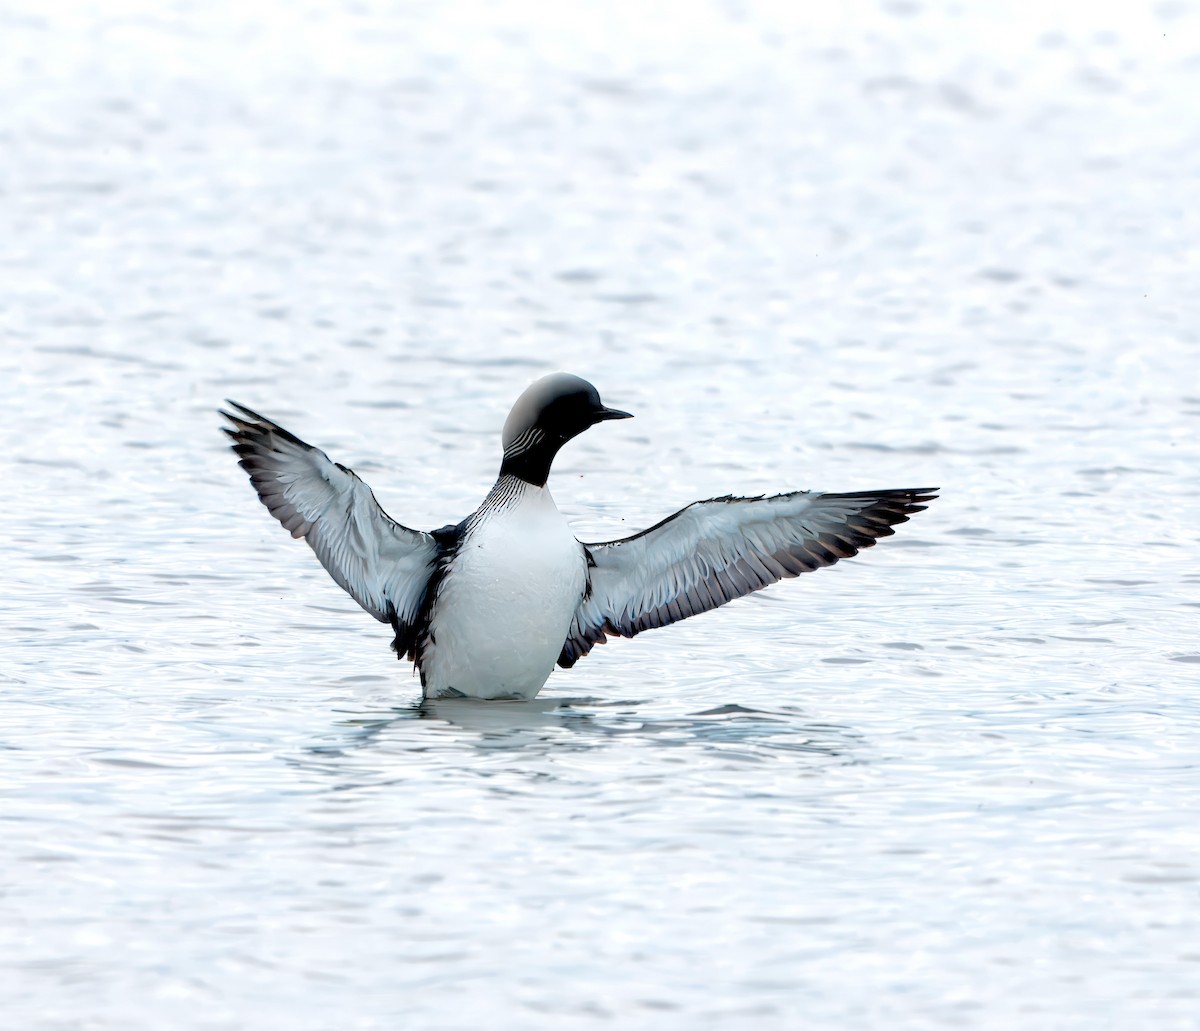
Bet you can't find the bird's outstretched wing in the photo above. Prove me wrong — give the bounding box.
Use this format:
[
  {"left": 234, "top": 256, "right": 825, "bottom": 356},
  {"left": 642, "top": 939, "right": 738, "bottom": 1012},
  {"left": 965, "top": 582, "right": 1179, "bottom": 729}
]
[
  {"left": 220, "top": 402, "right": 439, "bottom": 654},
  {"left": 558, "top": 488, "right": 937, "bottom": 667}
]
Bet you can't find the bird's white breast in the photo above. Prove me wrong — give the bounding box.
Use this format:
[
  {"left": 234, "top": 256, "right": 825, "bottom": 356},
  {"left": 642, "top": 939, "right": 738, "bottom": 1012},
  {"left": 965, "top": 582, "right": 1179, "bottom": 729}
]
[{"left": 421, "top": 483, "right": 586, "bottom": 699}]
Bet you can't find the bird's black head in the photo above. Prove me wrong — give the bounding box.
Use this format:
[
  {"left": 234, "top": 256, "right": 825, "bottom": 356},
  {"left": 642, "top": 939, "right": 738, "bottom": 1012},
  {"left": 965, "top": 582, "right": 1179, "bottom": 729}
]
[{"left": 499, "top": 373, "right": 632, "bottom": 486}]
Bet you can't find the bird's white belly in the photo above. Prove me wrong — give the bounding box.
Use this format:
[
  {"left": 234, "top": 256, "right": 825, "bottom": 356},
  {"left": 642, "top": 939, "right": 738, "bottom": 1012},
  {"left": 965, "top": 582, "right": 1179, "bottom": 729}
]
[{"left": 421, "top": 493, "right": 586, "bottom": 700}]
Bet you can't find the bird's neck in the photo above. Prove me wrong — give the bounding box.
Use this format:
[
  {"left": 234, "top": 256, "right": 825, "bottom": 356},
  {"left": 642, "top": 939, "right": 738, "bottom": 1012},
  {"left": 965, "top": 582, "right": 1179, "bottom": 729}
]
[
  {"left": 498, "top": 437, "right": 564, "bottom": 488},
  {"left": 483, "top": 473, "right": 556, "bottom": 515}
]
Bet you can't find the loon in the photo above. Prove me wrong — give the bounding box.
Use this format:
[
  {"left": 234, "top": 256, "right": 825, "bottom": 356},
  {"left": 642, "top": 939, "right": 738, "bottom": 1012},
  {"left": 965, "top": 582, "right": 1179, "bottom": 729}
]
[{"left": 221, "top": 373, "right": 936, "bottom": 700}]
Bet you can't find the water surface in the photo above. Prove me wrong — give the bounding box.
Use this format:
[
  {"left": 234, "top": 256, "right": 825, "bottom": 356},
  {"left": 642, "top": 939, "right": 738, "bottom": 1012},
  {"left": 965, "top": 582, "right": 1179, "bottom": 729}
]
[{"left": 3, "top": 2, "right": 1200, "bottom": 1028}]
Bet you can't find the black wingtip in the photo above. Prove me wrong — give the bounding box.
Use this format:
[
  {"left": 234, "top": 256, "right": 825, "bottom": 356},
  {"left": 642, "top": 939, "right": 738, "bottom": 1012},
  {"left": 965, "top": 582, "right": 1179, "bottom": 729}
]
[
  {"left": 218, "top": 401, "right": 317, "bottom": 454},
  {"left": 221, "top": 399, "right": 271, "bottom": 424}
]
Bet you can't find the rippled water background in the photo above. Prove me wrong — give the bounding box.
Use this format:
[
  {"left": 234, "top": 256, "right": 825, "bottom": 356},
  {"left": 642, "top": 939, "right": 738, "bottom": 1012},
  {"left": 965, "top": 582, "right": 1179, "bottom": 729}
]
[{"left": 4, "top": 2, "right": 1200, "bottom": 1027}]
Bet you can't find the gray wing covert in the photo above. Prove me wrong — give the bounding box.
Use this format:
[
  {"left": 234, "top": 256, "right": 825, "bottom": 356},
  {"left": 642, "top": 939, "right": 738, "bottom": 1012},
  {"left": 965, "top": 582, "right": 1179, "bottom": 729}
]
[{"left": 558, "top": 488, "right": 937, "bottom": 667}]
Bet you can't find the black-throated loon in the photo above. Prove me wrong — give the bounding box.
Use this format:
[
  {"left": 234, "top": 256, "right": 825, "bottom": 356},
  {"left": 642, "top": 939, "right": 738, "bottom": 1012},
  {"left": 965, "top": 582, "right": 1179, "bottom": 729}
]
[{"left": 221, "top": 373, "right": 936, "bottom": 699}]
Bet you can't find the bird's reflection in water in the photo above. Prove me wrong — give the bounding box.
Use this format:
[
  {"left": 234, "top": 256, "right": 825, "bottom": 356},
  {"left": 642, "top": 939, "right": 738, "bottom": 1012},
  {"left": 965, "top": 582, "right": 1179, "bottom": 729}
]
[{"left": 301, "top": 693, "right": 863, "bottom": 775}]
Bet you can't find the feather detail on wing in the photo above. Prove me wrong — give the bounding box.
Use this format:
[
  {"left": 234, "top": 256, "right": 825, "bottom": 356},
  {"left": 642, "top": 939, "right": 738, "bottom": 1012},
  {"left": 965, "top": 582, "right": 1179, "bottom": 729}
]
[
  {"left": 220, "top": 402, "right": 439, "bottom": 654},
  {"left": 558, "top": 487, "right": 937, "bottom": 667}
]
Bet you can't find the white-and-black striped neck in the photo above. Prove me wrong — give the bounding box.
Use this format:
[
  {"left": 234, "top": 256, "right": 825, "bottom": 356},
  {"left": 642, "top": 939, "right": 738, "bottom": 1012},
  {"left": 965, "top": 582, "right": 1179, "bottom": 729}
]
[
  {"left": 498, "top": 436, "right": 565, "bottom": 487},
  {"left": 480, "top": 473, "right": 531, "bottom": 510}
]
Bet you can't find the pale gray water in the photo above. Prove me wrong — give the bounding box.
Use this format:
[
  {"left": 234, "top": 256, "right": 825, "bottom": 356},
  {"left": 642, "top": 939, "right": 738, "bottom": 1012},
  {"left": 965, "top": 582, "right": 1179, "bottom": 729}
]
[{"left": 3, "top": 1, "right": 1200, "bottom": 1028}]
